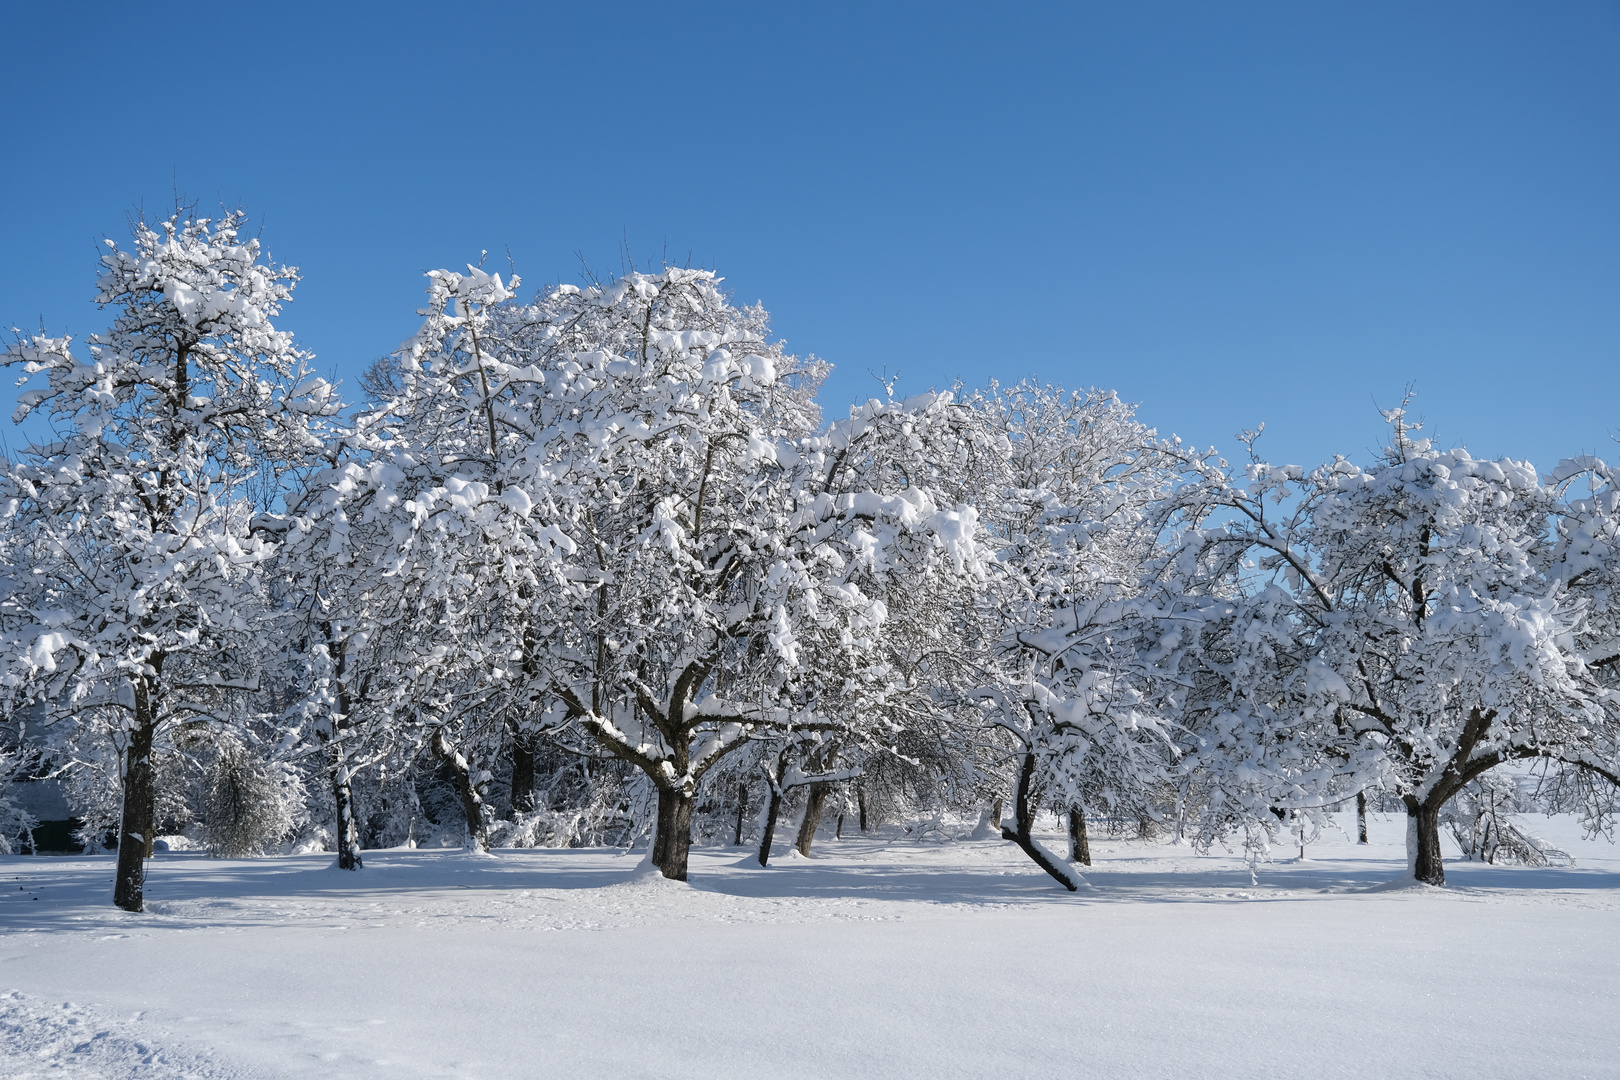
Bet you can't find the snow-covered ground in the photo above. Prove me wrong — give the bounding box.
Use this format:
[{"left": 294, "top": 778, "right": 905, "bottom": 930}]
[{"left": 3, "top": 813, "right": 1618, "bottom": 1079}]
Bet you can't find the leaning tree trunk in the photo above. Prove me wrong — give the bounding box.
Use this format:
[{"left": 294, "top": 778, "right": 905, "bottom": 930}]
[
  {"left": 795, "top": 781, "right": 830, "bottom": 856},
  {"left": 1356, "top": 791, "right": 1369, "bottom": 845},
  {"left": 1404, "top": 794, "right": 1446, "bottom": 885},
  {"left": 433, "top": 729, "right": 489, "bottom": 853},
  {"left": 113, "top": 695, "right": 156, "bottom": 913},
  {"left": 651, "top": 786, "right": 695, "bottom": 880},
  {"left": 1067, "top": 807, "right": 1091, "bottom": 866},
  {"left": 1001, "top": 750, "right": 1082, "bottom": 892},
  {"left": 756, "top": 782, "right": 784, "bottom": 867},
  {"left": 756, "top": 749, "right": 791, "bottom": 867}
]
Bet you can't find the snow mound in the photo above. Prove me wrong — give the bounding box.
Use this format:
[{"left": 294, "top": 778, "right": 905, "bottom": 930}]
[{"left": 0, "top": 990, "right": 242, "bottom": 1079}]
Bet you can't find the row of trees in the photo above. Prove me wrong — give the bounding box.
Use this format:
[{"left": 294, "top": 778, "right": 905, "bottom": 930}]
[{"left": 2, "top": 209, "right": 1617, "bottom": 911}]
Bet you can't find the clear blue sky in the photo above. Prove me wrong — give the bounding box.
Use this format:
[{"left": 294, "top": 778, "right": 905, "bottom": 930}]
[{"left": 3, "top": 2, "right": 1616, "bottom": 470}]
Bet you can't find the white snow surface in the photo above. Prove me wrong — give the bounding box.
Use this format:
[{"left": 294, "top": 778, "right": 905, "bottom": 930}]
[{"left": 3, "top": 814, "right": 1618, "bottom": 1079}]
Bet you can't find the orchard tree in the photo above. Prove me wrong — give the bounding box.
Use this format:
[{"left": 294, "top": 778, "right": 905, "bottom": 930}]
[
  {"left": 1157, "top": 408, "right": 1620, "bottom": 884},
  {"left": 273, "top": 265, "right": 574, "bottom": 861},
  {"left": 0, "top": 209, "right": 338, "bottom": 910},
  {"left": 456, "top": 268, "right": 992, "bottom": 880},
  {"left": 965, "top": 384, "right": 1188, "bottom": 889}
]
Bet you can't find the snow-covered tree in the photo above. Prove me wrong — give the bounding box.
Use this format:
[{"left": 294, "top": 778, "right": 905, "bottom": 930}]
[
  {"left": 441, "top": 269, "right": 995, "bottom": 879},
  {"left": 0, "top": 208, "right": 338, "bottom": 909},
  {"left": 1155, "top": 408, "right": 1620, "bottom": 884},
  {"left": 963, "top": 384, "right": 1189, "bottom": 889}
]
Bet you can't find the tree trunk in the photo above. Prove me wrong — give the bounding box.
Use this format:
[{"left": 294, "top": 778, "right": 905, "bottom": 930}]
[
  {"left": 1356, "top": 791, "right": 1369, "bottom": 845},
  {"left": 857, "top": 787, "right": 868, "bottom": 832},
  {"left": 433, "top": 729, "right": 488, "bottom": 852},
  {"left": 509, "top": 732, "right": 536, "bottom": 817},
  {"left": 1067, "top": 808, "right": 1091, "bottom": 866},
  {"left": 1001, "top": 751, "right": 1082, "bottom": 892},
  {"left": 113, "top": 705, "right": 156, "bottom": 913},
  {"left": 652, "top": 786, "right": 694, "bottom": 880},
  {"left": 733, "top": 782, "right": 747, "bottom": 846},
  {"left": 331, "top": 749, "right": 362, "bottom": 871},
  {"left": 322, "top": 627, "right": 362, "bottom": 869},
  {"left": 757, "top": 782, "right": 784, "bottom": 867},
  {"left": 1405, "top": 796, "right": 1445, "bottom": 885},
  {"left": 795, "top": 781, "right": 830, "bottom": 856}
]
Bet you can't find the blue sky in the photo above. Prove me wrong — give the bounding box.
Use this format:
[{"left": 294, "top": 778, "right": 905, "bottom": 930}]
[{"left": 3, "top": 2, "right": 1616, "bottom": 470}]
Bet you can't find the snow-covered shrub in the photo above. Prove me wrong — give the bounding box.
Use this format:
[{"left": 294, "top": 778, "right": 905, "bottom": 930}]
[{"left": 203, "top": 745, "right": 299, "bottom": 858}]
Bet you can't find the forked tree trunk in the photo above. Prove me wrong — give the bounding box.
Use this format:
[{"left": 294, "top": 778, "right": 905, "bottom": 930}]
[
  {"left": 1001, "top": 751, "right": 1081, "bottom": 892},
  {"left": 1356, "top": 791, "right": 1369, "bottom": 845},
  {"left": 651, "top": 786, "right": 695, "bottom": 880},
  {"left": 795, "top": 782, "right": 830, "bottom": 856},
  {"left": 433, "top": 729, "right": 488, "bottom": 852},
  {"left": 113, "top": 692, "right": 156, "bottom": 913},
  {"left": 1405, "top": 795, "right": 1446, "bottom": 885},
  {"left": 1067, "top": 808, "right": 1091, "bottom": 866}
]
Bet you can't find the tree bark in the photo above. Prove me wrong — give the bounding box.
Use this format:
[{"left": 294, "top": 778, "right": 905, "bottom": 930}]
[
  {"left": 322, "top": 627, "right": 362, "bottom": 870},
  {"left": 733, "top": 782, "right": 747, "bottom": 846},
  {"left": 113, "top": 699, "right": 156, "bottom": 913},
  {"left": 795, "top": 781, "right": 830, "bottom": 856},
  {"left": 433, "top": 729, "right": 488, "bottom": 852},
  {"left": 857, "top": 786, "right": 868, "bottom": 832},
  {"left": 652, "top": 786, "right": 694, "bottom": 880},
  {"left": 757, "top": 782, "right": 784, "bottom": 867},
  {"left": 1067, "top": 807, "right": 1091, "bottom": 866},
  {"left": 1356, "top": 791, "right": 1369, "bottom": 845},
  {"left": 1405, "top": 795, "right": 1446, "bottom": 885},
  {"left": 509, "top": 731, "right": 536, "bottom": 817},
  {"left": 331, "top": 746, "right": 363, "bottom": 871}
]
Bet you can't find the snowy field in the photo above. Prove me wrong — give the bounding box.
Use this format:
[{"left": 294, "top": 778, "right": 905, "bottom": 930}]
[{"left": 3, "top": 813, "right": 1618, "bottom": 1080}]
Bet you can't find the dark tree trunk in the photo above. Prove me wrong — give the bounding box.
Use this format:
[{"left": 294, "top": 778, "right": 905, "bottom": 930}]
[
  {"left": 1405, "top": 795, "right": 1446, "bottom": 885},
  {"left": 1356, "top": 791, "right": 1369, "bottom": 845},
  {"left": 857, "top": 787, "right": 868, "bottom": 832},
  {"left": 733, "top": 782, "right": 747, "bottom": 846},
  {"left": 1067, "top": 808, "right": 1091, "bottom": 866},
  {"left": 509, "top": 732, "right": 536, "bottom": 817},
  {"left": 322, "top": 627, "right": 362, "bottom": 870},
  {"left": 652, "top": 786, "right": 694, "bottom": 880},
  {"left": 757, "top": 782, "right": 784, "bottom": 867},
  {"left": 433, "top": 729, "right": 488, "bottom": 852},
  {"left": 836, "top": 813, "right": 844, "bottom": 839},
  {"left": 795, "top": 781, "right": 830, "bottom": 856},
  {"left": 113, "top": 697, "right": 156, "bottom": 913},
  {"left": 331, "top": 750, "right": 362, "bottom": 871},
  {"left": 1000, "top": 751, "right": 1081, "bottom": 892}
]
